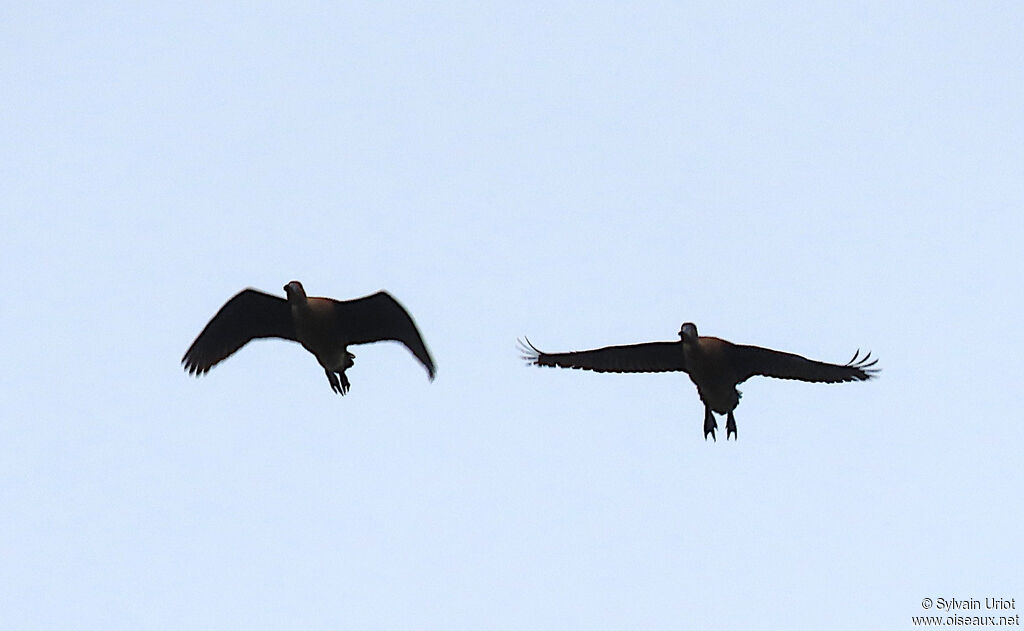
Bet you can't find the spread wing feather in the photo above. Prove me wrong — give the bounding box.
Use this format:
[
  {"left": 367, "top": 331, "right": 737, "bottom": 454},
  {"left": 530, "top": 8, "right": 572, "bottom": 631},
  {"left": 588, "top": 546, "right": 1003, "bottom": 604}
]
[
  {"left": 519, "top": 338, "right": 686, "bottom": 374},
  {"left": 729, "top": 345, "right": 879, "bottom": 384},
  {"left": 182, "top": 289, "right": 297, "bottom": 375},
  {"left": 334, "top": 291, "right": 436, "bottom": 379}
]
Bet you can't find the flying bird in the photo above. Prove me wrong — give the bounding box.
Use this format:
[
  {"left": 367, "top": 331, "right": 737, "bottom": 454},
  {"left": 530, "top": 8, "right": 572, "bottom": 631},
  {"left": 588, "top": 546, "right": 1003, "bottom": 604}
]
[
  {"left": 519, "top": 323, "right": 877, "bottom": 440},
  {"left": 183, "top": 281, "right": 435, "bottom": 394}
]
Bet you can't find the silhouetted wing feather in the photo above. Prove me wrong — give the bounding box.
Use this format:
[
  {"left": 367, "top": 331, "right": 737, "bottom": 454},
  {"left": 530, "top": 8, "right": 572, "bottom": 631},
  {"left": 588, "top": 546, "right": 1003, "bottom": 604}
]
[
  {"left": 334, "top": 291, "right": 436, "bottom": 379},
  {"left": 182, "top": 289, "right": 297, "bottom": 375},
  {"left": 520, "top": 339, "right": 686, "bottom": 373},
  {"left": 729, "top": 344, "right": 879, "bottom": 384}
]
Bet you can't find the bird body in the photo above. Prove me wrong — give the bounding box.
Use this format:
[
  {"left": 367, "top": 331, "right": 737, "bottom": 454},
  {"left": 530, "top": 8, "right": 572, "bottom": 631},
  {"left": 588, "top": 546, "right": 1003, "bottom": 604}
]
[
  {"left": 285, "top": 283, "right": 356, "bottom": 384},
  {"left": 183, "top": 281, "right": 435, "bottom": 394},
  {"left": 680, "top": 336, "right": 739, "bottom": 414},
  {"left": 520, "top": 322, "right": 877, "bottom": 440}
]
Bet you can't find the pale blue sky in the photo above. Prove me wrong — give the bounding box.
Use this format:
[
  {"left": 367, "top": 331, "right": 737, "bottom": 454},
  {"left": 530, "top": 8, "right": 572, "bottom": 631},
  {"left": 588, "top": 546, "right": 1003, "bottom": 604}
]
[{"left": 3, "top": 2, "right": 1023, "bottom": 629}]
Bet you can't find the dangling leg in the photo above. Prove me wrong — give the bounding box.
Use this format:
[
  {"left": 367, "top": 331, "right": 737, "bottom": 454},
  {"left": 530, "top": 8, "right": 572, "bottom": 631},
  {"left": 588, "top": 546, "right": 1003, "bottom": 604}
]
[
  {"left": 726, "top": 411, "right": 737, "bottom": 440},
  {"left": 324, "top": 351, "right": 355, "bottom": 395},
  {"left": 338, "top": 351, "right": 353, "bottom": 394},
  {"left": 703, "top": 406, "right": 718, "bottom": 441},
  {"left": 324, "top": 368, "right": 350, "bottom": 395}
]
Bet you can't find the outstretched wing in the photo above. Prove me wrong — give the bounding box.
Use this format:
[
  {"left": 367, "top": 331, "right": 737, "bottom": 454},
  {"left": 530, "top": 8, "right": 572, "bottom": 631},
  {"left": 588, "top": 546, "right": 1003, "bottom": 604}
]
[
  {"left": 728, "top": 345, "right": 879, "bottom": 384},
  {"left": 334, "top": 291, "right": 435, "bottom": 379},
  {"left": 182, "top": 289, "right": 297, "bottom": 375},
  {"left": 519, "top": 338, "right": 686, "bottom": 373}
]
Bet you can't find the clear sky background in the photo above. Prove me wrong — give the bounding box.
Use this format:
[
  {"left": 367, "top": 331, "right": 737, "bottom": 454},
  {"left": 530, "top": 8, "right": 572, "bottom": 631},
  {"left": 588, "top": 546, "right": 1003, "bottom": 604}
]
[{"left": 3, "top": 3, "right": 1023, "bottom": 630}]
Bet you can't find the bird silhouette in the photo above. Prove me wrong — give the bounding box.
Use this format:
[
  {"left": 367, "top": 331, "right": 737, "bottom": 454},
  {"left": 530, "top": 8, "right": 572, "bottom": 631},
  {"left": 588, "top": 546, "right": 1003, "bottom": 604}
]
[
  {"left": 520, "top": 322, "right": 877, "bottom": 440},
  {"left": 183, "top": 281, "right": 435, "bottom": 394}
]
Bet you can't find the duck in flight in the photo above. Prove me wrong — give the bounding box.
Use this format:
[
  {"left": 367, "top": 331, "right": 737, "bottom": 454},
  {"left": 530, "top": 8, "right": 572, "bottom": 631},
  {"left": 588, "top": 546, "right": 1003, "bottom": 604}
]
[
  {"left": 519, "top": 322, "right": 877, "bottom": 440},
  {"left": 183, "top": 281, "right": 435, "bottom": 394}
]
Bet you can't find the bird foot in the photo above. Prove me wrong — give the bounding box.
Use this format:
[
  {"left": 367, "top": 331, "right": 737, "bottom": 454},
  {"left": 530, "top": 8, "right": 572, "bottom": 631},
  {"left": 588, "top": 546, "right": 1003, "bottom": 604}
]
[
  {"left": 326, "top": 370, "right": 351, "bottom": 395},
  {"left": 703, "top": 412, "right": 718, "bottom": 441},
  {"left": 726, "top": 413, "right": 737, "bottom": 440}
]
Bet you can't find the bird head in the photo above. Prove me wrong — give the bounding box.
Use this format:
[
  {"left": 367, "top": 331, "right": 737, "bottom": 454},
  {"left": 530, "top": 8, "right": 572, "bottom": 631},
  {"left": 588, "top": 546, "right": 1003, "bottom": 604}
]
[
  {"left": 679, "top": 322, "right": 699, "bottom": 342},
  {"left": 283, "top": 281, "right": 308, "bottom": 303}
]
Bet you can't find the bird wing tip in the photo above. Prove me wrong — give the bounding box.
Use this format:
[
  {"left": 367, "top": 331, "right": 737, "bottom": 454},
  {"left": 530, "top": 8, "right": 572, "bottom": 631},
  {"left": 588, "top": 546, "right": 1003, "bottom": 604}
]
[{"left": 517, "top": 337, "right": 542, "bottom": 363}]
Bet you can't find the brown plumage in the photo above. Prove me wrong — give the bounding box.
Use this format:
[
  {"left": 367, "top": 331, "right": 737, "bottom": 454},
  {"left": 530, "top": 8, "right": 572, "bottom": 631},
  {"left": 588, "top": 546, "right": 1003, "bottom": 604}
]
[
  {"left": 519, "top": 322, "right": 878, "bottom": 440},
  {"left": 183, "top": 281, "right": 435, "bottom": 394}
]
